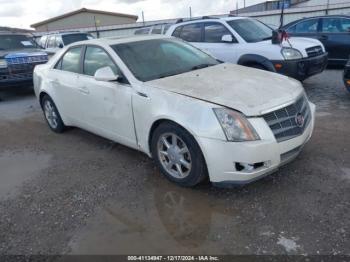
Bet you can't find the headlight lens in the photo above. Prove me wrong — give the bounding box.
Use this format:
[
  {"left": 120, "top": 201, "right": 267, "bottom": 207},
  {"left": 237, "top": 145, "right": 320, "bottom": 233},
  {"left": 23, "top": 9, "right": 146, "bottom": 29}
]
[
  {"left": 0, "top": 59, "right": 8, "bottom": 69},
  {"left": 281, "top": 48, "right": 303, "bottom": 60},
  {"left": 213, "top": 108, "right": 260, "bottom": 142}
]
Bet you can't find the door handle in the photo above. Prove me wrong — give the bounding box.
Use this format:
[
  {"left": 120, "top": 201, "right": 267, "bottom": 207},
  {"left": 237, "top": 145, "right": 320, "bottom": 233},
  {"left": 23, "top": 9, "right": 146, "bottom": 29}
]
[
  {"left": 78, "top": 87, "right": 90, "bottom": 95},
  {"left": 320, "top": 35, "right": 328, "bottom": 40},
  {"left": 137, "top": 92, "right": 148, "bottom": 98}
]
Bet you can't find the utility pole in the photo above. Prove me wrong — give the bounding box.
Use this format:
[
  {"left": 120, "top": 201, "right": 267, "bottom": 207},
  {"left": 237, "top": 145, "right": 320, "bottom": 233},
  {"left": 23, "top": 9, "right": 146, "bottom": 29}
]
[
  {"left": 244, "top": 0, "right": 246, "bottom": 8},
  {"left": 93, "top": 16, "right": 100, "bottom": 39},
  {"left": 326, "top": 0, "right": 330, "bottom": 14},
  {"left": 236, "top": 1, "right": 239, "bottom": 15},
  {"left": 189, "top": 6, "right": 192, "bottom": 19},
  {"left": 142, "top": 11, "right": 145, "bottom": 26}
]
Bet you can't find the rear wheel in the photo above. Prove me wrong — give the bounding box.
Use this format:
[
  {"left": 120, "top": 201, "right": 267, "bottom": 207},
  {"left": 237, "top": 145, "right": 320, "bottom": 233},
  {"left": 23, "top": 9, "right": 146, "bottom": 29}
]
[
  {"left": 41, "top": 95, "right": 66, "bottom": 133},
  {"left": 151, "top": 122, "right": 208, "bottom": 187}
]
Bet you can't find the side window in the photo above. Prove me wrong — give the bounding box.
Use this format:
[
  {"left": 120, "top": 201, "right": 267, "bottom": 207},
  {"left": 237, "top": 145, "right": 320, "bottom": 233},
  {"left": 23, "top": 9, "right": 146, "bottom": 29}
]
[
  {"left": 322, "top": 18, "right": 350, "bottom": 33},
  {"left": 294, "top": 19, "right": 319, "bottom": 33},
  {"left": 40, "top": 36, "right": 48, "bottom": 48},
  {"left": 151, "top": 25, "right": 163, "bottom": 34},
  {"left": 204, "top": 22, "right": 234, "bottom": 43},
  {"left": 179, "top": 23, "right": 203, "bottom": 42},
  {"left": 56, "top": 37, "right": 63, "bottom": 48},
  {"left": 172, "top": 26, "right": 183, "bottom": 38},
  {"left": 134, "top": 28, "right": 151, "bottom": 35},
  {"left": 83, "top": 46, "right": 120, "bottom": 77},
  {"left": 47, "top": 36, "right": 57, "bottom": 48},
  {"left": 163, "top": 24, "right": 171, "bottom": 34},
  {"left": 60, "top": 47, "right": 82, "bottom": 73}
]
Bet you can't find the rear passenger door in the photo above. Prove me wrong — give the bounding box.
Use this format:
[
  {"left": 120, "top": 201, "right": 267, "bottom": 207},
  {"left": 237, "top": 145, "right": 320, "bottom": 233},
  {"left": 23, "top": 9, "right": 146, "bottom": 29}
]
[{"left": 319, "top": 17, "right": 350, "bottom": 63}]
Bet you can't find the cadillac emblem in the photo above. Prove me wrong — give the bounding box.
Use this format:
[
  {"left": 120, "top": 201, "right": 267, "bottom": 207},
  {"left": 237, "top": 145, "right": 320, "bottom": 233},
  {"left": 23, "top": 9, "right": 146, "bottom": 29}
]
[{"left": 295, "top": 113, "right": 305, "bottom": 128}]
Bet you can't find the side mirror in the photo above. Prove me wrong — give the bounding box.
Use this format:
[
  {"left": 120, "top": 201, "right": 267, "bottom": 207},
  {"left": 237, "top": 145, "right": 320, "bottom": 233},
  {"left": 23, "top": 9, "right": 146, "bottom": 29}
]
[
  {"left": 94, "top": 66, "right": 119, "bottom": 82},
  {"left": 58, "top": 43, "right": 64, "bottom": 48},
  {"left": 221, "top": 34, "right": 234, "bottom": 43}
]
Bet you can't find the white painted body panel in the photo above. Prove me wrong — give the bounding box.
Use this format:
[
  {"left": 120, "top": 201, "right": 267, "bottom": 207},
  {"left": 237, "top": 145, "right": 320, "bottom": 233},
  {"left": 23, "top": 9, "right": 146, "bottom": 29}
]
[
  {"left": 33, "top": 35, "right": 316, "bottom": 184},
  {"left": 166, "top": 17, "right": 326, "bottom": 62}
]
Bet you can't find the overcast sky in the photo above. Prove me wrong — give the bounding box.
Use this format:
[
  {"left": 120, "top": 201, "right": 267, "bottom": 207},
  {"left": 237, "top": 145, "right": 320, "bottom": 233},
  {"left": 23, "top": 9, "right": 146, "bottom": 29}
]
[{"left": 0, "top": 0, "right": 266, "bottom": 29}]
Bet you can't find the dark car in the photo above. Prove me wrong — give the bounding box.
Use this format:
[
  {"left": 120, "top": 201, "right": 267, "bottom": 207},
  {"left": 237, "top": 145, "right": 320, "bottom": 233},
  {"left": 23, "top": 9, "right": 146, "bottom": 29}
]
[
  {"left": 282, "top": 15, "right": 350, "bottom": 66},
  {"left": 344, "top": 58, "right": 350, "bottom": 92},
  {"left": 0, "top": 32, "right": 48, "bottom": 88}
]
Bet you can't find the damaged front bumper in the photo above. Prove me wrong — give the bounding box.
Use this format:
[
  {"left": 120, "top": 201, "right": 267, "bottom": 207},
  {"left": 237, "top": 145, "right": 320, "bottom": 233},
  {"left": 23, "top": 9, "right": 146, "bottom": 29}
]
[
  {"left": 196, "top": 102, "right": 316, "bottom": 187},
  {"left": 272, "top": 53, "right": 328, "bottom": 81}
]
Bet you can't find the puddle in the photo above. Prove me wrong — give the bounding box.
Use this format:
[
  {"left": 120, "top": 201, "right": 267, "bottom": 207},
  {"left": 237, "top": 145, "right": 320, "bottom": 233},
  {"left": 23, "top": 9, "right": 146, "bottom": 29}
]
[
  {"left": 0, "top": 150, "right": 51, "bottom": 200},
  {"left": 68, "top": 184, "right": 239, "bottom": 255}
]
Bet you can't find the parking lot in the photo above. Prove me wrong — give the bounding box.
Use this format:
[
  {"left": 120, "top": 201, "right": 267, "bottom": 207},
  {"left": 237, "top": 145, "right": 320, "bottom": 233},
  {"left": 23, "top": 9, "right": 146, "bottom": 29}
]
[{"left": 0, "top": 69, "right": 349, "bottom": 255}]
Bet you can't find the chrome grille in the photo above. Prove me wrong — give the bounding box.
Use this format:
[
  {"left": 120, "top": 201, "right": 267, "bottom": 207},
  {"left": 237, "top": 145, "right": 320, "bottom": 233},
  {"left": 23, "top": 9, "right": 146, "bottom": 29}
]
[
  {"left": 306, "top": 46, "right": 323, "bottom": 58},
  {"left": 5, "top": 55, "right": 48, "bottom": 65},
  {"left": 263, "top": 96, "right": 311, "bottom": 143}
]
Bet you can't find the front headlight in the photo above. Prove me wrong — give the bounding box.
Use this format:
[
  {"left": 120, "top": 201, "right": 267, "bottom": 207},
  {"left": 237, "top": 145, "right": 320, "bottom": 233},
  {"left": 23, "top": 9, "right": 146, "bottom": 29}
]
[
  {"left": 0, "top": 59, "right": 8, "bottom": 69},
  {"left": 281, "top": 47, "right": 303, "bottom": 60},
  {"left": 213, "top": 108, "right": 260, "bottom": 142}
]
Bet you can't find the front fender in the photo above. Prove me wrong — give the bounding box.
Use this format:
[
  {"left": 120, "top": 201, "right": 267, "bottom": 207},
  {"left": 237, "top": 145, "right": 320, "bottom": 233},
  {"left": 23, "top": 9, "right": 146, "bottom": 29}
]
[{"left": 238, "top": 54, "right": 276, "bottom": 72}]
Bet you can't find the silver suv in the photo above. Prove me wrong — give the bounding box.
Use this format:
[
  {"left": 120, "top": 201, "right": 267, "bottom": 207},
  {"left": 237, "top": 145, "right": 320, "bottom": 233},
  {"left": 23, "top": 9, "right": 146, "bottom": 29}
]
[{"left": 39, "top": 32, "right": 94, "bottom": 54}]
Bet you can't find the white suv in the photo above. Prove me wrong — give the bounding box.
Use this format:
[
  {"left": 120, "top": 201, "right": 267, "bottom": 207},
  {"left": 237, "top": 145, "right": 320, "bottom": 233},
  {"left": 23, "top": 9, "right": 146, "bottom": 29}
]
[{"left": 166, "top": 17, "right": 328, "bottom": 81}]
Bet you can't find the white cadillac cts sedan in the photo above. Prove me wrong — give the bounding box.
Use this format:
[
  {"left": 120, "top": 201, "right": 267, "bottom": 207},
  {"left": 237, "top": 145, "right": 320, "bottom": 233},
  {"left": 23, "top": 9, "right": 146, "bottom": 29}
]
[{"left": 33, "top": 35, "right": 316, "bottom": 187}]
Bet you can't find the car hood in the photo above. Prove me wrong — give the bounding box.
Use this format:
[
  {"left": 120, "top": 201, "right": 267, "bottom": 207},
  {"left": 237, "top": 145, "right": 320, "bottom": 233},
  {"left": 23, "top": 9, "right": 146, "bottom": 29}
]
[
  {"left": 282, "top": 37, "right": 325, "bottom": 57},
  {"left": 0, "top": 49, "right": 47, "bottom": 58},
  {"left": 147, "top": 63, "right": 304, "bottom": 116}
]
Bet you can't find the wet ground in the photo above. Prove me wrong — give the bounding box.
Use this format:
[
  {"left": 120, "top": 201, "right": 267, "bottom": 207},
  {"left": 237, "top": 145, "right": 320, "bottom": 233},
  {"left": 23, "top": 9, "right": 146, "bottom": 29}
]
[{"left": 0, "top": 70, "right": 349, "bottom": 256}]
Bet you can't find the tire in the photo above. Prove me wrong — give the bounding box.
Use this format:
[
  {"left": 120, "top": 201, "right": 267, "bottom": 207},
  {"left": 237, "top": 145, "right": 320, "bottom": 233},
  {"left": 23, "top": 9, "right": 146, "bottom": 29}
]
[
  {"left": 151, "top": 122, "right": 208, "bottom": 187},
  {"left": 41, "top": 95, "right": 66, "bottom": 133}
]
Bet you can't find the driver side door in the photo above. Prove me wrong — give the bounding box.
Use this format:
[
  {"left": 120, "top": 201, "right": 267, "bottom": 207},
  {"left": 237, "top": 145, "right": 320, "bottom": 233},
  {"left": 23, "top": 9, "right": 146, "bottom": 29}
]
[{"left": 77, "top": 45, "right": 137, "bottom": 148}]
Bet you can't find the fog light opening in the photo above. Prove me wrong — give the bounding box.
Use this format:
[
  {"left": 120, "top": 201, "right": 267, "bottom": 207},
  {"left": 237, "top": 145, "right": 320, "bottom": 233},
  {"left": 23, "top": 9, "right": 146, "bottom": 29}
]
[{"left": 235, "top": 162, "right": 265, "bottom": 172}]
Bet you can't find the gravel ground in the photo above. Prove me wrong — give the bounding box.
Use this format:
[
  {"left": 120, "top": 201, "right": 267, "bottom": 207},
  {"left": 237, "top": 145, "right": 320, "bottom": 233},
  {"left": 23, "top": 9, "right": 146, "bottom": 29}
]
[{"left": 0, "top": 70, "right": 349, "bottom": 257}]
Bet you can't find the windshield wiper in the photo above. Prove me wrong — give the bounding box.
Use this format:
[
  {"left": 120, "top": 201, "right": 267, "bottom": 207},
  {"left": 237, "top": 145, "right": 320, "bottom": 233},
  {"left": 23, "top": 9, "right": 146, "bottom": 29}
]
[
  {"left": 261, "top": 36, "right": 273, "bottom": 41},
  {"left": 191, "top": 63, "right": 215, "bottom": 71}
]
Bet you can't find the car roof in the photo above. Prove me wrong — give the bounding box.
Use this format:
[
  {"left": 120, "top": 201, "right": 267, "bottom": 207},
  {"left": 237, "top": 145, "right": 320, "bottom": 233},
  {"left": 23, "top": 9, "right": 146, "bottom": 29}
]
[
  {"left": 283, "top": 14, "right": 350, "bottom": 28},
  {"left": 68, "top": 34, "right": 171, "bottom": 47},
  {"left": 172, "top": 16, "right": 249, "bottom": 26},
  {"left": 0, "top": 31, "right": 29, "bottom": 36},
  {"left": 41, "top": 32, "right": 91, "bottom": 37}
]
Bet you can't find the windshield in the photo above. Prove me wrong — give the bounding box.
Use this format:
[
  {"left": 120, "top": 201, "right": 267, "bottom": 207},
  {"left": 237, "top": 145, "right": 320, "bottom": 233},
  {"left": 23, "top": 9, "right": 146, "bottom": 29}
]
[
  {"left": 227, "top": 19, "right": 273, "bottom": 43},
  {"left": 62, "top": 34, "right": 94, "bottom": 45},
  {"left": 0, "top": 34, "right": 36, "bottom": 50},
  {"left": 111, "top": 39, "right": 219, "bottom": 82}
]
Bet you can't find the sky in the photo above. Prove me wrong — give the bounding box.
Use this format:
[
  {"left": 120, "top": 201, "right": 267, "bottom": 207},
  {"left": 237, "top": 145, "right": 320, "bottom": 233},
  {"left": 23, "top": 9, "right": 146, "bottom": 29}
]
[{"left": 0, "top": 0, "right": 266, "bottom": 29}]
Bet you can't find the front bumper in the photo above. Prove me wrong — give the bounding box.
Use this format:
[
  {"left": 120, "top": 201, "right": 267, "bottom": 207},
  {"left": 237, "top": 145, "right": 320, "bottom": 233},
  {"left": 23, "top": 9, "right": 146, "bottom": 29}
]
[
  {"left": 197, "top": 102, "right": 316, "bottom": 186},
  {"left": 272, "top": 53, "right": 328, "bottom": 81}
]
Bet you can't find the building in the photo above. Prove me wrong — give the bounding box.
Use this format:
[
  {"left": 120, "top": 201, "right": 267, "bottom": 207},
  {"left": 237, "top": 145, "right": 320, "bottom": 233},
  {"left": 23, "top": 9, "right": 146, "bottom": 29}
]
[
  {"left": 31, "top": 8, "right": 138, "bottom": 32},
  {"left": 230, "top": 0, "right": 350, "bottom": 26}
]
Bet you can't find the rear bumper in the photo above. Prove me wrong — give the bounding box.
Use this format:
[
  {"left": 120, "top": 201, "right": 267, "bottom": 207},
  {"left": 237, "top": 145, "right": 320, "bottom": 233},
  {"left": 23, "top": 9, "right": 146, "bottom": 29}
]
[
  {"left": 197, "top": 102, "right": 316, "bottom": 186},
  {"left": 272, "top": 53, "right": 328, "bottom": 81}
]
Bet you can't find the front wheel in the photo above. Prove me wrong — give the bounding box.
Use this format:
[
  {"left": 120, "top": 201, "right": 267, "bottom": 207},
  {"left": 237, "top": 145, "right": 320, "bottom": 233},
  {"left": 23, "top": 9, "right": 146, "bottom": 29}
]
[{"left": 151, "top": 122, "right": 208, "bottom": 187}]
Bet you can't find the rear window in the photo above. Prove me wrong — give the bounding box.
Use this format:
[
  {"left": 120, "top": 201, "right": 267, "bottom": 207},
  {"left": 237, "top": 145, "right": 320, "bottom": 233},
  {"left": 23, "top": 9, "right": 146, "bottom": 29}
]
[
  {"left": 62, "top": 34, "right": 93, "bottom": 45},
  {"left": 0, "top": 34, "right": 36, "bottom": 50}
]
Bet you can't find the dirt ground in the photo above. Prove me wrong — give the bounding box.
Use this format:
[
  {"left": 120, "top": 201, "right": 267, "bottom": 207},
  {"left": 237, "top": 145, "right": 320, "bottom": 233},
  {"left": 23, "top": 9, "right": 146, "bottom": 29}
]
[{"left": 0, "top": 70, "right": 349, "bottom": 256}]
